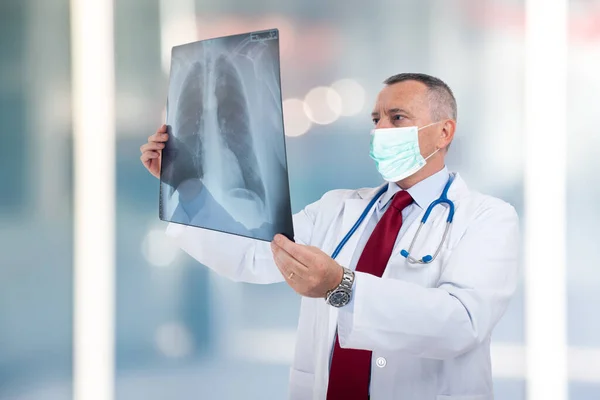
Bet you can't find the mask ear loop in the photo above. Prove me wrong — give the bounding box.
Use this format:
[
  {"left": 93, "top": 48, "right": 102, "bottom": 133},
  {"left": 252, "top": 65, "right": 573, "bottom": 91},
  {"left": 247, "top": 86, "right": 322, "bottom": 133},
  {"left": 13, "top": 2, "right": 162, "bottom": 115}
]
[
  {"left": 417, "top": 120, "right": 444, "bottom": 131},
  {"left": 424, "top": 147, "right": 440, "bottom": 160},
  {"left": 418, "top": 120, "right": 445, "bottom": 160}
]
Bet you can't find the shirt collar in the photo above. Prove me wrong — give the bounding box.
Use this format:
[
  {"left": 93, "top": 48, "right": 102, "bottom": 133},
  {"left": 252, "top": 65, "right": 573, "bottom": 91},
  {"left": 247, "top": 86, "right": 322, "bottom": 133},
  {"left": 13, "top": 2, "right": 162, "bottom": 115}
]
[{"left": 378, "top": 166, "right": 450, "bottom": 210}]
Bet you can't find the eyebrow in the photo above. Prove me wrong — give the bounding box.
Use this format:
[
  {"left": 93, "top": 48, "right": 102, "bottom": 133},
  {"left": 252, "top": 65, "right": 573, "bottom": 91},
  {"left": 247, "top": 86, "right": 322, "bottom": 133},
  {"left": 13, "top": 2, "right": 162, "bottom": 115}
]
[{"left": 371, "top": 108, "right": 412, "bottom": 117}]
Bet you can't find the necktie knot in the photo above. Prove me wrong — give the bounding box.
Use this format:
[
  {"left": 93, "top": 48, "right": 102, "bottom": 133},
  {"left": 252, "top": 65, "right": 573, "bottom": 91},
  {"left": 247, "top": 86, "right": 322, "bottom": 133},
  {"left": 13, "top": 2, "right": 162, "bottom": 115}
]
[{"left": 390, "top": 190, "right": 413, "bottom": 211}]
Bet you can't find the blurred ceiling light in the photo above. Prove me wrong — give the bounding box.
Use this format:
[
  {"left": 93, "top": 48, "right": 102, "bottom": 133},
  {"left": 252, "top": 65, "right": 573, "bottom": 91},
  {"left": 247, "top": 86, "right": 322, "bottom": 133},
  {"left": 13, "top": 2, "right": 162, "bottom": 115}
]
[
  {"left": 303, "top": 86, "right": 342, "bottom": 125},
  {"left": 331, "top": 79, "right": 366, "bottom": 117},
  {"left": 282, "top": 98, "right": 312, "bottom": 137},
  {"left": 141, "top": 229, "right": 179, "bottom": 267},
  {"left": 155, "top": 322, "right": 194, "bottom": 358}
]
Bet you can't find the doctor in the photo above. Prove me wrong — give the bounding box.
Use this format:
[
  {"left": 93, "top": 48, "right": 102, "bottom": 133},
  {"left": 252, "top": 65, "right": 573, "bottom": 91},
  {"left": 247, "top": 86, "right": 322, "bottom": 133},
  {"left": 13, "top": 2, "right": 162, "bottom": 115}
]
[{"left": 140, "top": 73, "right": 519, "bottom": 400}]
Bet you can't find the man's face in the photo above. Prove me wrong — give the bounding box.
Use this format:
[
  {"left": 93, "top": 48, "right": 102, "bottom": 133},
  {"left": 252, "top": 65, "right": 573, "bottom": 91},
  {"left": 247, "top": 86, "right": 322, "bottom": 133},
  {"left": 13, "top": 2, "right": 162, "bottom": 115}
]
[{"left": 371, "top": 80, "right": 440, "bottom": 159}]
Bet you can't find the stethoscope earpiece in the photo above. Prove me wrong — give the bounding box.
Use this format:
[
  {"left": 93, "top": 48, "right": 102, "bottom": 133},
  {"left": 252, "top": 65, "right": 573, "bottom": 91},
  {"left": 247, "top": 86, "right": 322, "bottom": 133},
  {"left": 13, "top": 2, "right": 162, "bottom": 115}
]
[{"left": 400, "top": 250, "right": 434, "bottom": 265}]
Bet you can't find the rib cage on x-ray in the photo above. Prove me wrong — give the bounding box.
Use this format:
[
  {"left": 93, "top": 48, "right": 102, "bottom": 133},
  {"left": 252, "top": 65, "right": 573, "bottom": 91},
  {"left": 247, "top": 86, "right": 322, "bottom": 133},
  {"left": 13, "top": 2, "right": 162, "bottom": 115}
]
[
  {"left": 213, "top": 54, "right": 266, "bottom": 204},
  {"left": 177, "top": 61, "right": 205, "bottom": 177},
  {"left": 174, "top": 55, "right": 267, "bottom": 205},
  {"left": 160, "top": 30, "right": 294, "bottom": 240},
  {"left": 174, "top": 41, "right": 271, "bottom": 229}
]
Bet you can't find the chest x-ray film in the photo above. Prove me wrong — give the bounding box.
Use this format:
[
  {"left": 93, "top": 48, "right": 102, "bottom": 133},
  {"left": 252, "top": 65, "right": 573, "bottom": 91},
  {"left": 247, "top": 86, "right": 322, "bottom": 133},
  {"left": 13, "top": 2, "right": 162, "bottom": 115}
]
[{"left": 159, "top": 29, "right": 294, "bottom": 242}]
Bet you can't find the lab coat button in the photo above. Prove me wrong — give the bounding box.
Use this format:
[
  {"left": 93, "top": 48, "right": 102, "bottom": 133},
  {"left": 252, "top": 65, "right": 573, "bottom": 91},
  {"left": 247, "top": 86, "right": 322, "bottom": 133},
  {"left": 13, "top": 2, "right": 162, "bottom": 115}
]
[{"left": 376, "top": 357, "right": 387, "bottom": 368}]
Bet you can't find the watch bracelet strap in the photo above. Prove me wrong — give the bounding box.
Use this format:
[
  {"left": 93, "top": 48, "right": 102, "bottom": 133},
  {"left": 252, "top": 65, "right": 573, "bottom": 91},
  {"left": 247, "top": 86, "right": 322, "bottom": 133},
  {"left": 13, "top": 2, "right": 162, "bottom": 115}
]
[{"left": 326, "top": 267, "right": 354, "bottom": 298}]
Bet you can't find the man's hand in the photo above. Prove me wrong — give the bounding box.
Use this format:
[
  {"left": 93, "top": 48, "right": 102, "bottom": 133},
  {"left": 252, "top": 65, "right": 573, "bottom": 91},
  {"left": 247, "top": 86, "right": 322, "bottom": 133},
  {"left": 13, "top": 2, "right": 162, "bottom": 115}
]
[
  {"left": 270, "top": 234, "right": 344, "bottom": 298},
  {"left": 140, "top": 124, "right": 169, "bottom": 179}
]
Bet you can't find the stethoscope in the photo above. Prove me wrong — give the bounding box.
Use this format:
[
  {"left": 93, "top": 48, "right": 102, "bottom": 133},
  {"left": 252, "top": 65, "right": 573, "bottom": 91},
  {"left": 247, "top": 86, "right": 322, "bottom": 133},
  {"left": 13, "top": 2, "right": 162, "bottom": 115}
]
[{"left": 331, "top": 174, "right": 456, "bottom": 264}]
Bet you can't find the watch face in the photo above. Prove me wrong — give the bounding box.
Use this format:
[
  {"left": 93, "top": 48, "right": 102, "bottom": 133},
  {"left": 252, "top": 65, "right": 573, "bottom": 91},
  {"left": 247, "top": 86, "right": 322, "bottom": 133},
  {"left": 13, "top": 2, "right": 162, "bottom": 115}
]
[{"left": 330, "top": 290, "right": 350, "bottom": 307}]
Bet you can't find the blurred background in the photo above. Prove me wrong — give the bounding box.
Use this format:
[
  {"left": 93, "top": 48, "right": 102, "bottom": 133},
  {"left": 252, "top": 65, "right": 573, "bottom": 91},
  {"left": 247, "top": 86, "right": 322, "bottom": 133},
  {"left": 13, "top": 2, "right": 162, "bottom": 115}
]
[{"left": 0, "top": 0, "right": 598, "bottom": 399}]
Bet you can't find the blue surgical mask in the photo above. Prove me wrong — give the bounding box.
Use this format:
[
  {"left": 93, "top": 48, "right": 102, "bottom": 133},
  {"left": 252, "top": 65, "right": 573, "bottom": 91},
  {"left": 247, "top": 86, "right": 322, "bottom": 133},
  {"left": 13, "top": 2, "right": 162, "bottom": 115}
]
[{"left": 369, "top": 122, "right": 441, "bottom": 182}]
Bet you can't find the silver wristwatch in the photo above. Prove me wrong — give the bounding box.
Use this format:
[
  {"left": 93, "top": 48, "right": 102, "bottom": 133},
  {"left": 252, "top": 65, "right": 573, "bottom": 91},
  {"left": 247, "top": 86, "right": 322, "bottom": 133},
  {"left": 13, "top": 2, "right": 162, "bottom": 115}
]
[{"left": 325, "top": 266, "right": 355, "bottom": 308}]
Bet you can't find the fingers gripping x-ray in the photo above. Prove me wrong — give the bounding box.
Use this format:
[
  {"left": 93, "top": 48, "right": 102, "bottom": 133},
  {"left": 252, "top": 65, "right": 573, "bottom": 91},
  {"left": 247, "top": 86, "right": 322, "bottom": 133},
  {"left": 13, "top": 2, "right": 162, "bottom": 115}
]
[{"left": 159, "top": 31, "right": 294, "bottom": 242}]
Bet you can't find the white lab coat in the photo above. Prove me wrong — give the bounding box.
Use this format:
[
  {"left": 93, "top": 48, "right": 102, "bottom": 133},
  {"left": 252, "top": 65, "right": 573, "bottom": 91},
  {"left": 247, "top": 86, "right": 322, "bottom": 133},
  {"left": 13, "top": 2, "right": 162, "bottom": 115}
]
[{"left": 165, "top": 172, "right": 520, "bottom": 400}]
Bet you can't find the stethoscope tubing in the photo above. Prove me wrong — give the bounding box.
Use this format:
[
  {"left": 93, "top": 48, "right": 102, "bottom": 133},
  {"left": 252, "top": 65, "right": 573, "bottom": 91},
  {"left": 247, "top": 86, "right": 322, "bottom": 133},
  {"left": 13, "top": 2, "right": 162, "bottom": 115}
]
[{"left": 331, "top": 175, "right": 455, "bottom": 264}]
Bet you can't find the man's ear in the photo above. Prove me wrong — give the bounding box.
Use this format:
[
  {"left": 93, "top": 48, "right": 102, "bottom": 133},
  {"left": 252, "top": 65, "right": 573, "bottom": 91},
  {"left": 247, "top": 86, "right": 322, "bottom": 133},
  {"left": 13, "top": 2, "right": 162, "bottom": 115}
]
[{"left": 438, "top": 119, "right": 456, "bottom": 150}]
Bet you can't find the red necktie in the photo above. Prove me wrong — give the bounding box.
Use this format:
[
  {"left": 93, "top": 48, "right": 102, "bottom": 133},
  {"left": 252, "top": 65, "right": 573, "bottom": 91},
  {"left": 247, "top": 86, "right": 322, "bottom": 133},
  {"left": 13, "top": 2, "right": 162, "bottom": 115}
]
[{"left": 326, "top": 190, "right": 414, "bottom": 400}]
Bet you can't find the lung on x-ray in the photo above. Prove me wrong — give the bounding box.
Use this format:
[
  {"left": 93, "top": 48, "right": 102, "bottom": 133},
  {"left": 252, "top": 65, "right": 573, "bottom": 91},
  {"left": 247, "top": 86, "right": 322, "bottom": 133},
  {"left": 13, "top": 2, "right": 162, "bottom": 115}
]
[{"left": 159, "top": 29, "right": 294, "bottom": 242}]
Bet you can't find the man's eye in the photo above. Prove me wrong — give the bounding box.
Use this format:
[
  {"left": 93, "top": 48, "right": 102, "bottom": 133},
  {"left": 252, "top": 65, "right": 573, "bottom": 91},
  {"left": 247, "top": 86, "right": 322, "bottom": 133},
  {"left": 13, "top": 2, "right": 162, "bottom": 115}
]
[
  {"left": 372, "top": 118, "right": 379, "bottom": 125},
  {"left": 392, "top": 115, "right": 403, "bottom": 121}
]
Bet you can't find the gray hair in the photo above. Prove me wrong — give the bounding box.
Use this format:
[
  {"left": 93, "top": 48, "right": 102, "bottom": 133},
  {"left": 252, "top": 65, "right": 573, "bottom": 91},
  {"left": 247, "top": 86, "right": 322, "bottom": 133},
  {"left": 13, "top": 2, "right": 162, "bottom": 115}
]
[{"left": 383, "top": 73, "right": 457, "bottom": 122}]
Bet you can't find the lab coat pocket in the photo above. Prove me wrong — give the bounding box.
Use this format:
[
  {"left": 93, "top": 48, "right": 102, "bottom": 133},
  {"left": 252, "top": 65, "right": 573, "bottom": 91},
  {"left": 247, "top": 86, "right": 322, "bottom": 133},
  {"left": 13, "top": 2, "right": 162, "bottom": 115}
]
[
  {"left": 288, "top": 368, "right": 315, "bottom": 399},
  {"left": 385, "top": 252, "right": 448, "bottom": 288},
  {"left": 436, "top": 395, "right": 492, "bottom": 400}
]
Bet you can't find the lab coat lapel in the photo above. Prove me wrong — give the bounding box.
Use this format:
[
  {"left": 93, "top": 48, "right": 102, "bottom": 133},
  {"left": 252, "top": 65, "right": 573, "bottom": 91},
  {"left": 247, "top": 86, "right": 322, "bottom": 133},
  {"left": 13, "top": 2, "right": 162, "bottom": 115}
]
[
  {"left": 332, "top": 184, "right": 387, "bottom": 268},
  {"left": 325, "top": 185, "right": 383, "bottom": 357},
  {"left": 331, "top": 198, "right": 376, "bottom": 267}
]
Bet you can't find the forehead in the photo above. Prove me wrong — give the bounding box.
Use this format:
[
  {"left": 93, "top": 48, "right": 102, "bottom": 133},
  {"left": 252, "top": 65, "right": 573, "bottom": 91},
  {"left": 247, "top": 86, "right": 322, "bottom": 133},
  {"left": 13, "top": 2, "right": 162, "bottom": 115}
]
[{"left": 372, "top": 80, "right": 430, "bottom": 113}]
